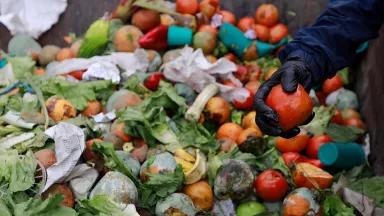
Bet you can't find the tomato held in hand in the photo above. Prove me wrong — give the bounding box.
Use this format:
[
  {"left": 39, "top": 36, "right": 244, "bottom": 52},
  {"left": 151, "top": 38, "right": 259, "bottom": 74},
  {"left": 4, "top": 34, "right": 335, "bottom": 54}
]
[
  {"left": 306, "top": 135, "right": 332, "bottom": 159},
  {"left": 144, "top": 72, "right": 164, "bottom": 91},
  {"left": 266, "top": 84, "right": 313, "bottom": 131},
  {"left": 254, "top": 169, "right": 288, "bottom": 201},
  {"left": 276, "top": 130, "right": 310, "bottom": 153}
]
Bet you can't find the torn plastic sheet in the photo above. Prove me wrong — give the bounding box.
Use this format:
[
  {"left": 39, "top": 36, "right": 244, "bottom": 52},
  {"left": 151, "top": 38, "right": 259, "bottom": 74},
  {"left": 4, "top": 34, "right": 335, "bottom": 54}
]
[
  {"left": 92, "top": 111, "right": 116, "bottom": 123},
  {"left": 64, "top": 163, "right": 99, "bottom": 200},
  {"left": 46, "top": 49, "right": 149, "bottom": 82},
  {"left": 41, "top": 122, "right": 85, "bottom": 192},
  {"left": 162, "top": 47, "right": 242, "bottom": 100},
  {"left": 82, "top": 61, "right": 121, "bottom": 84}
]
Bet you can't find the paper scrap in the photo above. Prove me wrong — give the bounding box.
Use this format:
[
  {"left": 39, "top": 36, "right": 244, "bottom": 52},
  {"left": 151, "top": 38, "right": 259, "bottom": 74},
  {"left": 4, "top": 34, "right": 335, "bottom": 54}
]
[
  {"left": 46, "top": 49, "right": 149, "bottom": 82},
  {"left": 82, "top": 61, "right": 121, "bottom": 84},
  {"left": 93, "top": 111, "right": 116, "bottom": 123},
  {"left": 0, "top": 0, "right": 67, "bottom": 38},
  {"left": 42, "top": 122, "right": 85, "bottom": 192}
]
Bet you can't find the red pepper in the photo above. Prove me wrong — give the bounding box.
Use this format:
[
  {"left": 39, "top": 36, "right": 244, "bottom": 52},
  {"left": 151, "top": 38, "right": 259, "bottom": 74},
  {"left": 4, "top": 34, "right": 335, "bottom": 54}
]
[
  {"left": 144, "top": 72, "right": 165, "bottom": 91},
  {"left": 139, "top": 25, "right": 169, "bottom": 50}
]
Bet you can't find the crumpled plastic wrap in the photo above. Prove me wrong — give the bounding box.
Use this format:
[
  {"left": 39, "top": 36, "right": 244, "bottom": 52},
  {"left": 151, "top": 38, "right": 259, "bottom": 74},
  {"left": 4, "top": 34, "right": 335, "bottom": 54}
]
[
  {"left": 41, "top": 122, "right": 85, "bottom": 192},
  {"left": 0, "top": 0, "right": 67, "bottom": 38},
  {"left": 46, "top": 49, "right": 149, "bottom": 83},
  {"left": 162, "top": 47, "right": 242, "bottom": 100}
]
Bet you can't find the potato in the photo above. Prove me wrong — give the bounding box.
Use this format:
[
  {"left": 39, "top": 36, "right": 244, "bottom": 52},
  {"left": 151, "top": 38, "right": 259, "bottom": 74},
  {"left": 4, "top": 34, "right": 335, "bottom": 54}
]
[
  {"left": 114, "top": 25, "right": 143, "bottom": 52},
  {"left": 38, "top": 45, "right": 61, "bottom": 66},
  {"left": 34, "top": 149, "right": 56, "bottom": 168},
  {"left": 42, "top": 184, "right": 74, "bottom": 208}
]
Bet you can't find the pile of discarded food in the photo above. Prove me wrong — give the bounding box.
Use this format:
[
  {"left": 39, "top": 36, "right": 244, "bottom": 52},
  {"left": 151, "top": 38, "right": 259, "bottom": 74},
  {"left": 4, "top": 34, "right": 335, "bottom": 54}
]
[{"left": 0, "top": 0, "right": 382, "bottom": 215}]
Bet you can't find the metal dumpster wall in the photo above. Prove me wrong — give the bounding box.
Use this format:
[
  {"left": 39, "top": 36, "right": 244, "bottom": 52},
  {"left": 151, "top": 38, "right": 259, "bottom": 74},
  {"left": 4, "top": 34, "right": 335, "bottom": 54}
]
[{"left": 1, "top": 0, "right": 382, "bottom": 173}]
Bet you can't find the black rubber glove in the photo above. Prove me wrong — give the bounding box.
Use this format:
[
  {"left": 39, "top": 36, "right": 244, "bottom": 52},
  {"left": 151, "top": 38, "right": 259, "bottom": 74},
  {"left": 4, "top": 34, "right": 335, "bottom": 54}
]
[{"left": 254, "top": 57, "right": 315, "bottom": 138}]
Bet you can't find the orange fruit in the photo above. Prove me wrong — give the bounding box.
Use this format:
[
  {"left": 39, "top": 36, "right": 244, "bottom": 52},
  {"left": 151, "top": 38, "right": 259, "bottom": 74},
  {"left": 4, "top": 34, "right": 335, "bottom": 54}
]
[
  {"left": 253, "top": 24, "right": 270, "bottom": 42},
  {"left": 237, "top": 127, "right": 263, "bottom": 145},
  {"left": 255, "top": 4, "right": 279, "bottom": 27},
  {"left": 176, "top": 0, "right": 199, "bottom": 15},
  {"left": 237, "top": 16, "right": 255, "bottom": 32},
  {"left": 216, "top": 123, "right": 243, "bottom": 143}
]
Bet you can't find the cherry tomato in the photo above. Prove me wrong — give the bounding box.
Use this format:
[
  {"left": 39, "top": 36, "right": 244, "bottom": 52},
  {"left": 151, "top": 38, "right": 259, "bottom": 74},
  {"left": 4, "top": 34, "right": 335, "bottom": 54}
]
[
  {"left": 306, "top": 135, "right": 332, "bottom": 159},
  {"left": 234, "top": 65, "right": 250, "bottom": 83},
  {"left": 144, "top": 72, "right": 164, "bottom": 91},
  {"left": 232, "top": 88, "right": 254, "bottom": 110},
  {"left": 68, "top": 70, "right": 85, "bottom": 80},
  {"left": 331, "top": 109, "right": 344, "bottom": 124},
  {"left": 322, "top": 74, "right": 343, "bottom": 95},
  {"left": 254, "top": 169, "right": 288, "bottom": 201}
]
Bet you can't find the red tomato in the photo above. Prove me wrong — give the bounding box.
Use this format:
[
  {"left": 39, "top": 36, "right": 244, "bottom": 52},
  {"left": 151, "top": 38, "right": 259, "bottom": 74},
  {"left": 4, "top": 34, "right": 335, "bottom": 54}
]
[
  {"left": 234, "top": 65, "right": 250, "bottom": 83},
  {"left": 255, "top": 4, "right": 279, "bottom": 27},
  {"left": 232, "top": 88, "right": 254, "bottom": 110},
  {"left": 281, "top": 152, "right": 302, "bottom": 167},
  {"left": 266, "top": 84, "right": 313, "bottom": 131},
  {"left": 144, "top": 72, "right": 164, "bottom": 91},
  {"left": 252, "top": 24, "right": 270, "bottom": 42},
  {"left": 306, "top": 135, "right": 332, "bottom": 159},
  {"left": 68, "top": 70, "right": 84, "bottom": 80},
  {"left": 237, "top": 17, "right": 255, "bottom": 32},
  {"left": 254, "top": 169, "right": 288, "bottom": 201},
  {"left": 275, "top": 131, "right": 310, "bottom": 153},
  {"left": 322, "top": 74, "right": 343, "bottom": 95},
  {"left": 269, "top": 23, "right": 288, "bottom": 44},
  {"left": 331, "top": 109, "right": 344, "bottom": 124}
]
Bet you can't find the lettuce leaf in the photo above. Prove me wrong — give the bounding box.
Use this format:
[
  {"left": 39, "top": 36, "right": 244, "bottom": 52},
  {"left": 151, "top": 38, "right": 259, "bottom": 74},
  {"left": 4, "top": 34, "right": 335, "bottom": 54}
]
[
  {"left": 349, "top": 177, "right": 384, "bottom": 208},
  {"left": 7, "top": 56, "right": 35, "bottom": 80},
  {"left": 0, "top": 149, "right": 37, "bottom": 193},
  {"left": 323, "top": 195, "right": 354, "bottom": 216},
  {"left": 302, "top": 106, "right": 333, "bottom": 135},
  {"left": 0, "top": 193, "right": 76, "bottom": 216},
  {"left": 76, "top": 195, "right": 138, "bottom": 216}
]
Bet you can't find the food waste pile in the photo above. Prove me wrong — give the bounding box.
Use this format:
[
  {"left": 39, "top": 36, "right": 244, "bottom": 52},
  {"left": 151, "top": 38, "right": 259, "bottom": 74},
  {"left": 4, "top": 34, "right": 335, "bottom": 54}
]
[{"left": 0, "top": 0, "right": 383, "bottom": 215}]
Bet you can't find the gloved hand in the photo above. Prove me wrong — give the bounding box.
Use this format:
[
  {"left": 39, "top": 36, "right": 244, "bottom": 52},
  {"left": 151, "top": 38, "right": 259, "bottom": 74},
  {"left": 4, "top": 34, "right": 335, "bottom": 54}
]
[{"left": 254, "top": 57, "right": 315, "bottom": 138}]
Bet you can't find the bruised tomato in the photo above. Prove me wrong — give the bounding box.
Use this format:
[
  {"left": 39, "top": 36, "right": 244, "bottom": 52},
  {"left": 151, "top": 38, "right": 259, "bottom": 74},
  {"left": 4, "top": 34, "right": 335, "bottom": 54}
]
[
  {"left": 306, "top": 135, "right": 332, "bottom": 159},
  {"left": 68, "top": 70, "right": 84, "bottom": 80},
  {"left": 252, "top": 24, "right": 270, "bottom": 42},
  {"left": 235, "top": 65, "right": 250, "bottom": 83},
  {"left": 343, "top": 117, "right": 366, "bottom": 130},
  {"left": 144, "top": 72, "right": 164, "bottom": 91},
  {"left": 245, "top": 80, "right": 261, "bottom": 95},
  {"left": 232, "top": 88, "right": 254, "bottom": 110},
  {"left": 266, "top": 84, "right": 313, "bottom": 131},
  {"left": 176, "top": 0, "right": 198, "bottom": 15},
  {"left": 220, "top": 10, "right": 237, "bottom": 24},
  {"left": 276, "top": 131, "right": 310, "bottom": 153},
  {"left": 322, "top": 74, "right": 343, "bottom": 95},
  {"left": 331, "top": 109, "right": 344, "bottom": 124},
  {"left": 254, "top": 169, "right": 288, "bottom": 201},
  {"left": 198, "top": 25, "right": 218, "bottom": 36},
  {"left": 205, "top": 96, "right": 231, "bottom": 124},
  {"left": 269, "top": 23, "right": 288, "bottom": 44},
  {"left": 255, "top": 4, "right": 279, "bottom": 27},
  {"left": 237, "top": 17, "right": 255, "bottom": 32}
]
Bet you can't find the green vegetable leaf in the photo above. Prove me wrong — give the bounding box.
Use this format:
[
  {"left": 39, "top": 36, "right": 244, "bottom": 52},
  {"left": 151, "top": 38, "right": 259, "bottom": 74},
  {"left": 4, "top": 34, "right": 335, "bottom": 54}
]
[
  {"left": 302, "top": 106, "right": 334, "bottom": 135},
  {"left": 323, "top": 195, "right": 354, "bottom": 216},
  {"left": 122, "top": 75, "right": 150, "bottom": 96},
  {"left": 92, "top": 142, "right": 140, "bottom": 186},
  {"left": 33, "top": 76, "right": 113, "bottom": 110},
  {"left": 349, "top": 177, "right": 384, "bottom": 208},
  {"left": 326, "top": 123, "right": 364, "bottom": 143},
  {"left": 139, "top": 165, "right": 184, "bottom": 209},
  {"left": 8, "top": 56, "right": 35, "bottom": 80},
  {"left": 78, "top": 19, "right": 110, "bottom": 58},
  {"left": 76, "top": 195, "right": 135, "bottom": 216},
  {"left": 231, "top": 110, "right": 244, "bottom": 125},
  {"left": 252, "top": 147, "right": 290, "bottom": 176},
  {"left": 337, "top": 68, "right": 349, "bottom": 85},
  {"left": 0, "top": 149, "right": 37, "bottom": 193},
  {"left": 0, "top": 193, "right": 77, "bottom": 216}
]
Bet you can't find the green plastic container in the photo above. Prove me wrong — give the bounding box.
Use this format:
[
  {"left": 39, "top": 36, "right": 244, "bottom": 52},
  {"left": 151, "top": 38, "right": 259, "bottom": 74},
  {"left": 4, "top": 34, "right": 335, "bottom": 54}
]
[
  {"left": 167, "top": 25, "right": 193, "bottom": 47},
  {"left": 318, "top": 143, "right": 365, "bottom": 169},
  {"left": 218, "top": 22, "right": 252, "bottom": 57},
  {"left": 256, "top": 38, "right": 288, "bottom": 57}
]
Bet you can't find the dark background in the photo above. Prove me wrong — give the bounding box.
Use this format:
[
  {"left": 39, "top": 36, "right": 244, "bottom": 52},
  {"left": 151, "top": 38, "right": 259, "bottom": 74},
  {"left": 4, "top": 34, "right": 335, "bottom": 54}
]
[{"left": 1, "top": 0, "right": 383, "bottom": 174}]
